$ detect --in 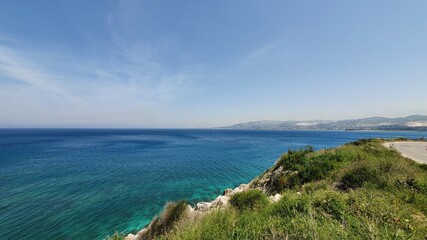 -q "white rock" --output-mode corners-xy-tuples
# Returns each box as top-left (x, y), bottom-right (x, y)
(232, 186), (243, 194)
(196, 202), (212, 212)
(215, 195), (229, 207)
(187, 205), (195, 213)
(124, 227), (148, 240)
(132, 228), (148, 240)
(269, 193), (282, 203)
(124, 233), (136, 240)
(223, 188), (233, 196)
